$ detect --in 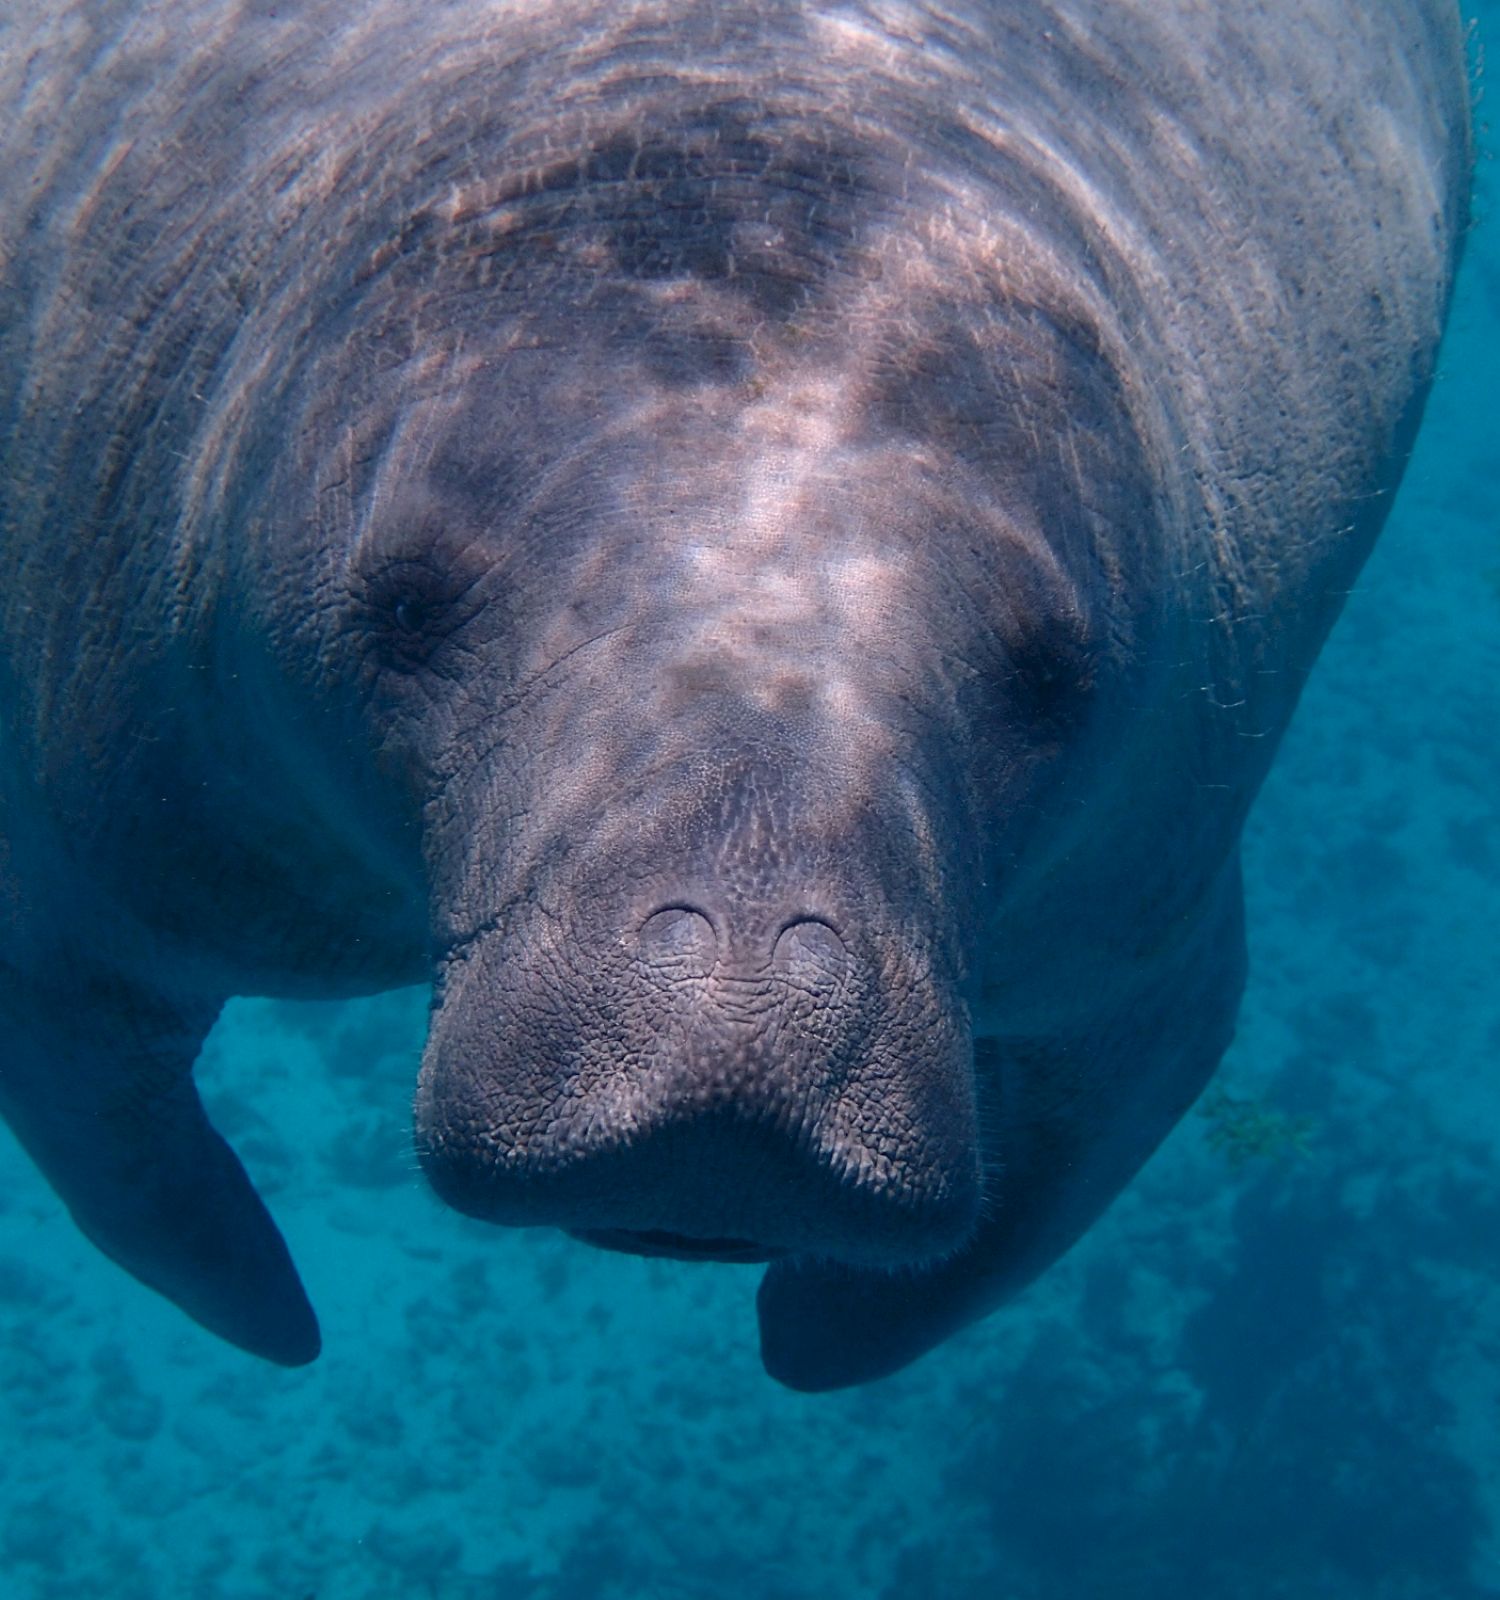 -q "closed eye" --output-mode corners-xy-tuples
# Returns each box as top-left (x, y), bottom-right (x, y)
(356, 539), (495, 675)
